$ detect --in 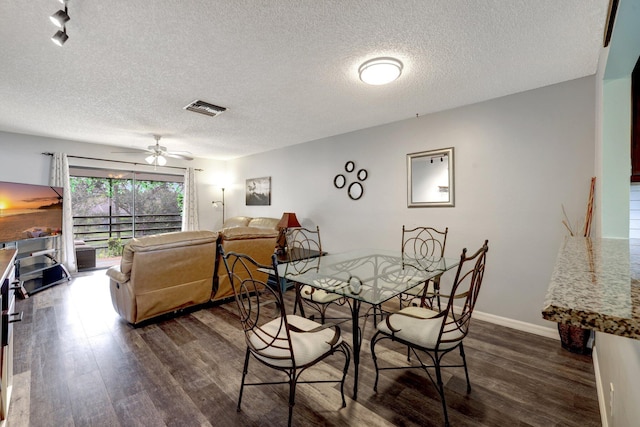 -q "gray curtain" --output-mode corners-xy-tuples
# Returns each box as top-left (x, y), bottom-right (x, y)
(181, 167), (199, 231)
(50, 153), (77, 273)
